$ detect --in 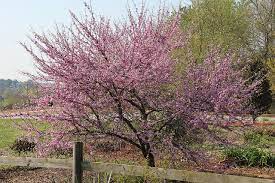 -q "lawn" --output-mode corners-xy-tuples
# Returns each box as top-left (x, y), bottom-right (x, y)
(0, 119), (24, 149)
(0, 118), (48, 149)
